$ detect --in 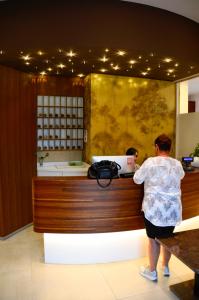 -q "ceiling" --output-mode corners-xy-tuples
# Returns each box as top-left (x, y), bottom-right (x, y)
(0, 0), (199, 82)
(123, 0), (199, 23)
